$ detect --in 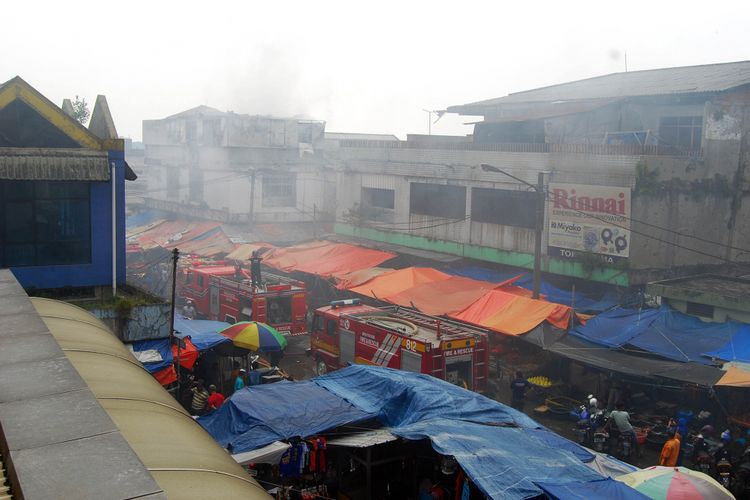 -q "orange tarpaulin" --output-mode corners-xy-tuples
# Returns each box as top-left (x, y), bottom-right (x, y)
(127, 220), (236, 257)
(716, 366), (750, 387)
(450, 289), (574, 336)
(335, 267), (394, 290)
(348, 267), (452, 299)
(172, 337), (199, 371)
(386, 276), (501, 316)
(225, 242), (275, 261)
(154, 365), (177, 386)
(264, 241), (396, 278)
